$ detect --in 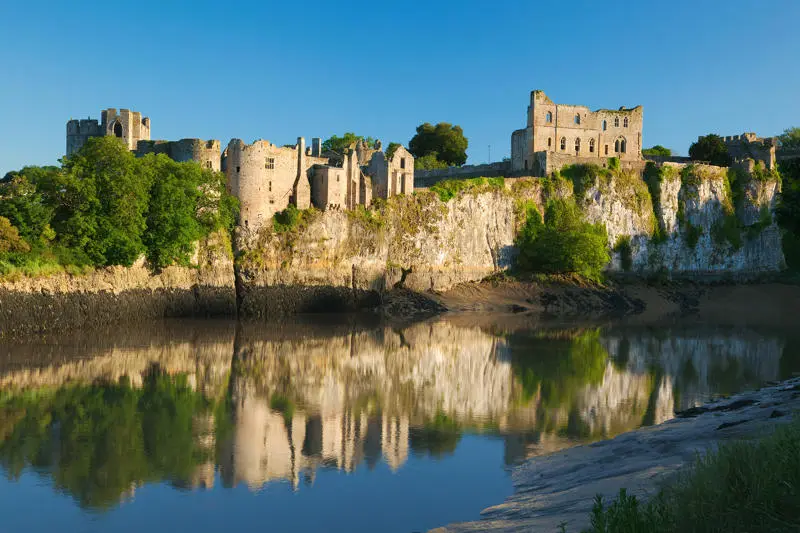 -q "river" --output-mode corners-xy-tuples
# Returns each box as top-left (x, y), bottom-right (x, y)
(0, 315), (798, 532)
